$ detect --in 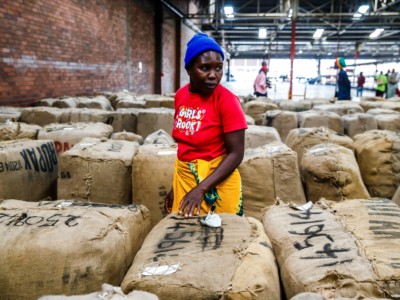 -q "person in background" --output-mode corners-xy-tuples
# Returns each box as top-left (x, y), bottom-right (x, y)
(387, 69), (398, 99)
(375, 71), (387, 98)
(164, 33), (248, 218)
(335, 57), (351, 100)
(385, 69), (391, 98)
(253, 61), (268, 97)
(356, 72), (365, 98)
